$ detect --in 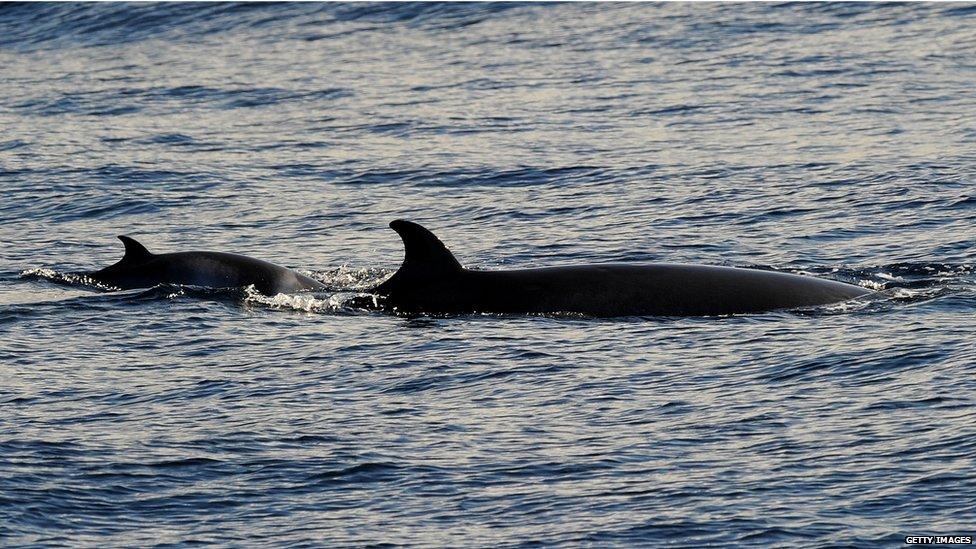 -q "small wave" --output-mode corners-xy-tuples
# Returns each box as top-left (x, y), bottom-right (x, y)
(243, 287), (342, 312)
(19, 269), (234, 301)
(859, 279), (887, 291)
(17, 85), (353, 118)
(0, 139), (29, 151)
(243, 287), (378, 314)
(808, 296), (876, 315)
(21, 269), (260, 304)
(306, 462), (403, 483)
(147, 457), (224, 469)
(126, 284), (254, 303)
(20, 267), (118, 291)
(19, 267), (387, 313)
(308, 265), (391, 291)
(801, 262), (973, 291)
(887, 286), (956, 304)
(139, 133), (197, 146)
(851, 263), (974, 294)
(0, 3), (297, 50)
